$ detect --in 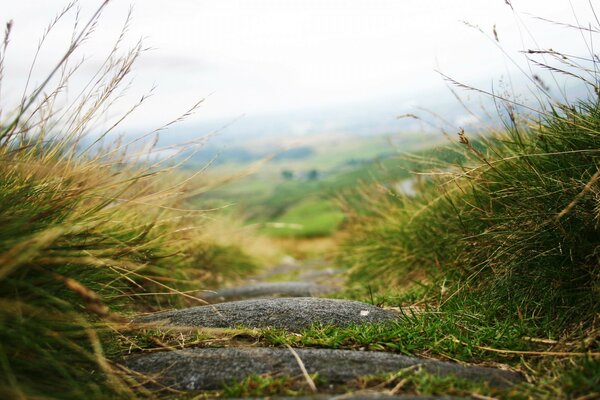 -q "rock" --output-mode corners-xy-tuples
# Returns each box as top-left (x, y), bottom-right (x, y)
(125, 347), (523, 391)
(199, 282), (335, 303)
(252, 261), (304, 280)
(298, 268), (345, 282)
(252, 258), (330, 280)
(229, 396), (463, 400)
(133, 298), (398, 331)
